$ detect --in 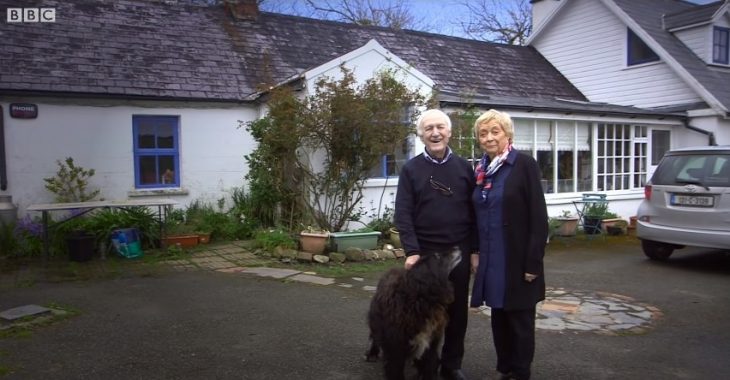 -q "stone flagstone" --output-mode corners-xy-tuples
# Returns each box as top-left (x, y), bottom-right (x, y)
(240, 267), (301, 279)
(288, 274), (335, 286)
(472, 287), (660, 335)
(1, 304), (52, 322)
